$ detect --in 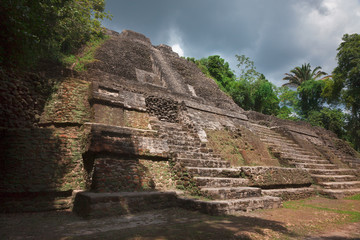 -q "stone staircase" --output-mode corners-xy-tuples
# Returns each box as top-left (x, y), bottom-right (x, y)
(250, 123), (360, 199)
(332, 150), (360, 169)
(151, 119), (282, 214)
